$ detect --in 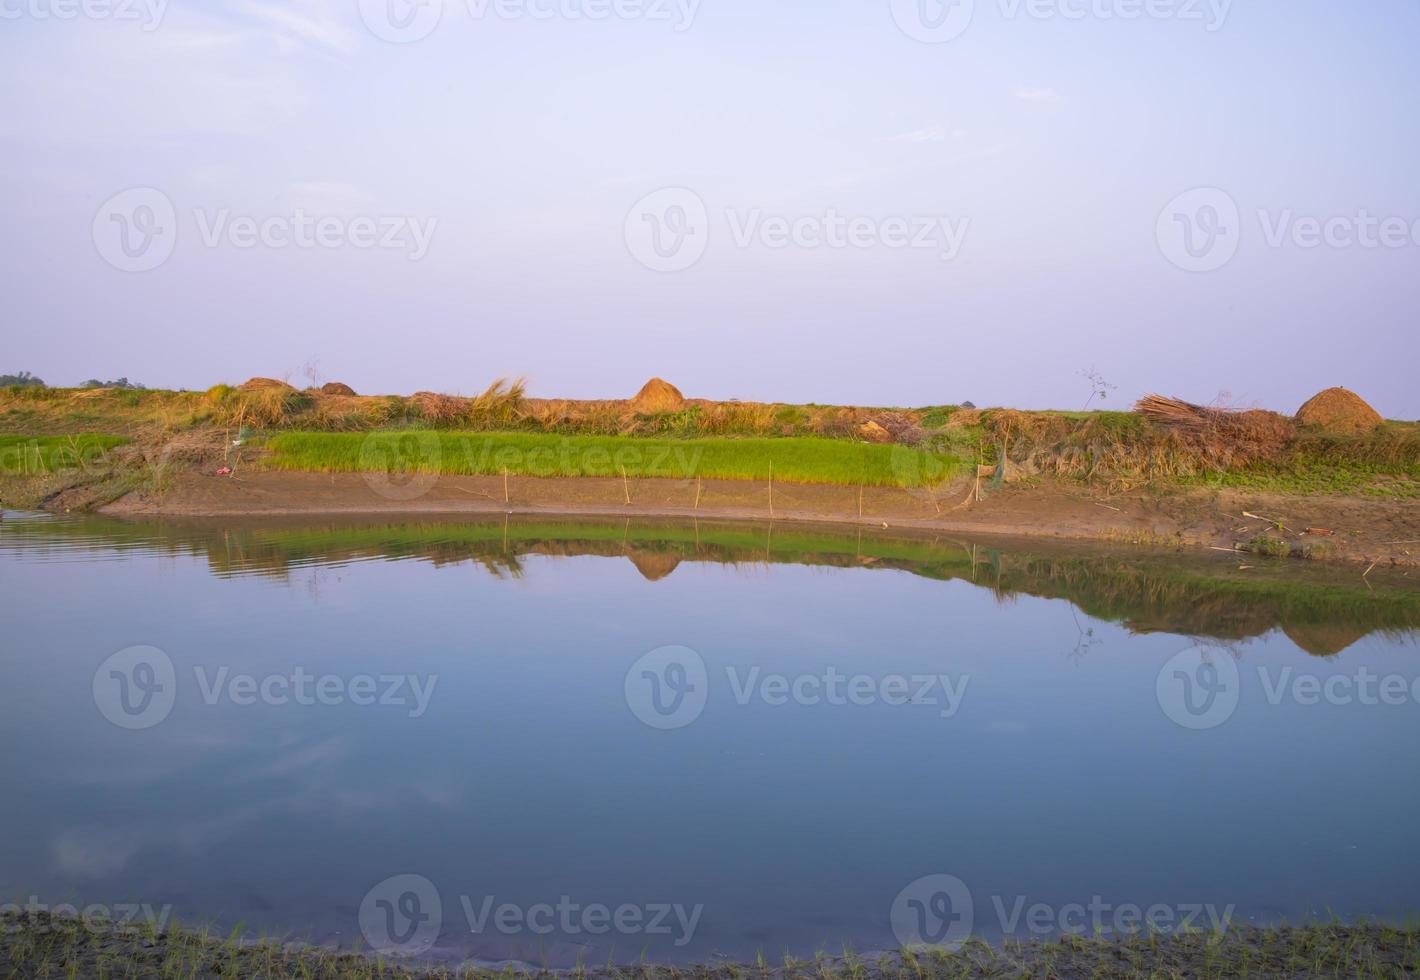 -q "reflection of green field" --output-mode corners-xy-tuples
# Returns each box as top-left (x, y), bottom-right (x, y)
(264, 431), (964, 487)
(0, 434), (129, 475)
(14, 514), (1420, 654)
